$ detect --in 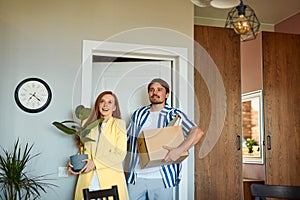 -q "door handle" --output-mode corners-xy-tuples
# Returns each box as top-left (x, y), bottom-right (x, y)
(236, 135), (241, 150)
(267, 135), (271, 150)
